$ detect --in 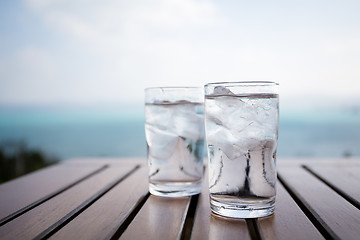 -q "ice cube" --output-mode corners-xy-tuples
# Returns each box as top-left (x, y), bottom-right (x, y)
(209, 148), (246, 193)
(224, 99), (272, 144)
(209, 96), (251, 135)
(145, 104), (173, 130)
(172, 107), (203, 141)
(212, 86), (235, 96)
(247, 140), (276, 197)
(205, 96), (237, 134)
(206, 123), (245, 160)
(145, 124), (179, 159)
